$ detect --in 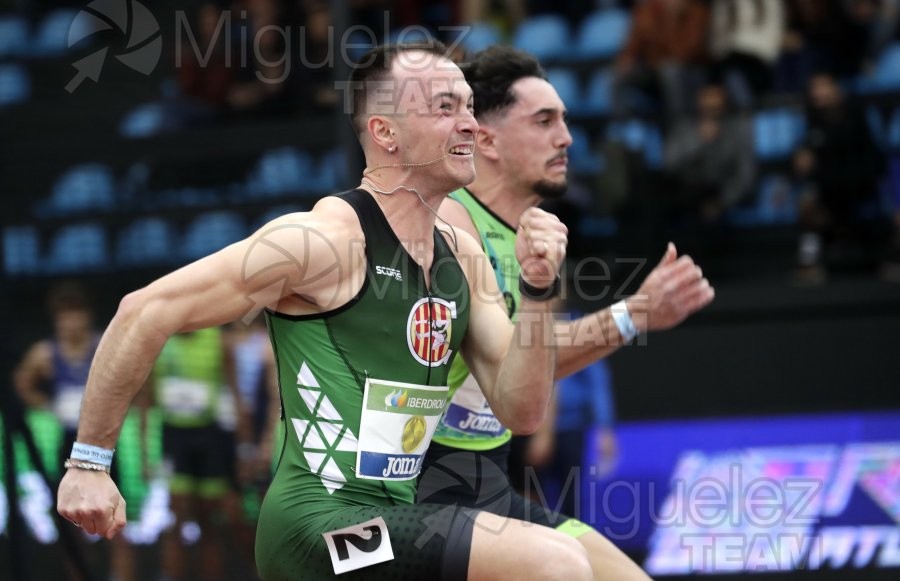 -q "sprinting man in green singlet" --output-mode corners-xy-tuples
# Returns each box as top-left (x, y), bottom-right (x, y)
(58, 41), (712, 580)
(418, 46), (715, 581)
